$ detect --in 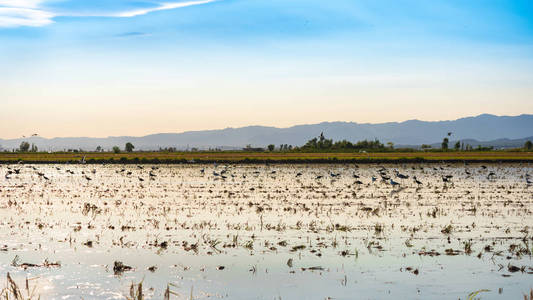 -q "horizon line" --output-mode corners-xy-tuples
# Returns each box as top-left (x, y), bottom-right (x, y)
(1, 113), (531, 140)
